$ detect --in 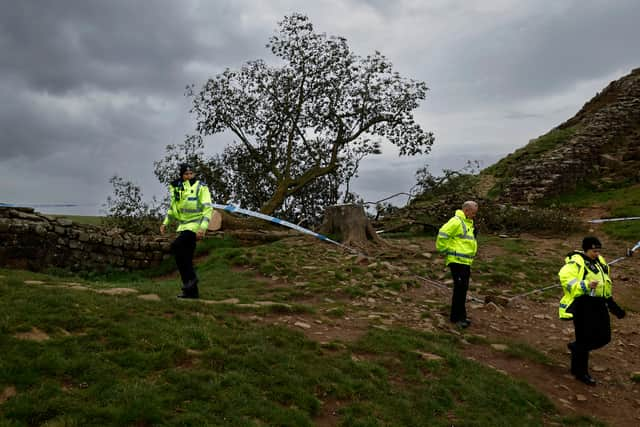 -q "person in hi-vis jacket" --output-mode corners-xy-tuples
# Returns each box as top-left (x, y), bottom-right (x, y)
(160, 163), (213, 299)
(436, 201), (478, 329)
(558, 236), (626, 386)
